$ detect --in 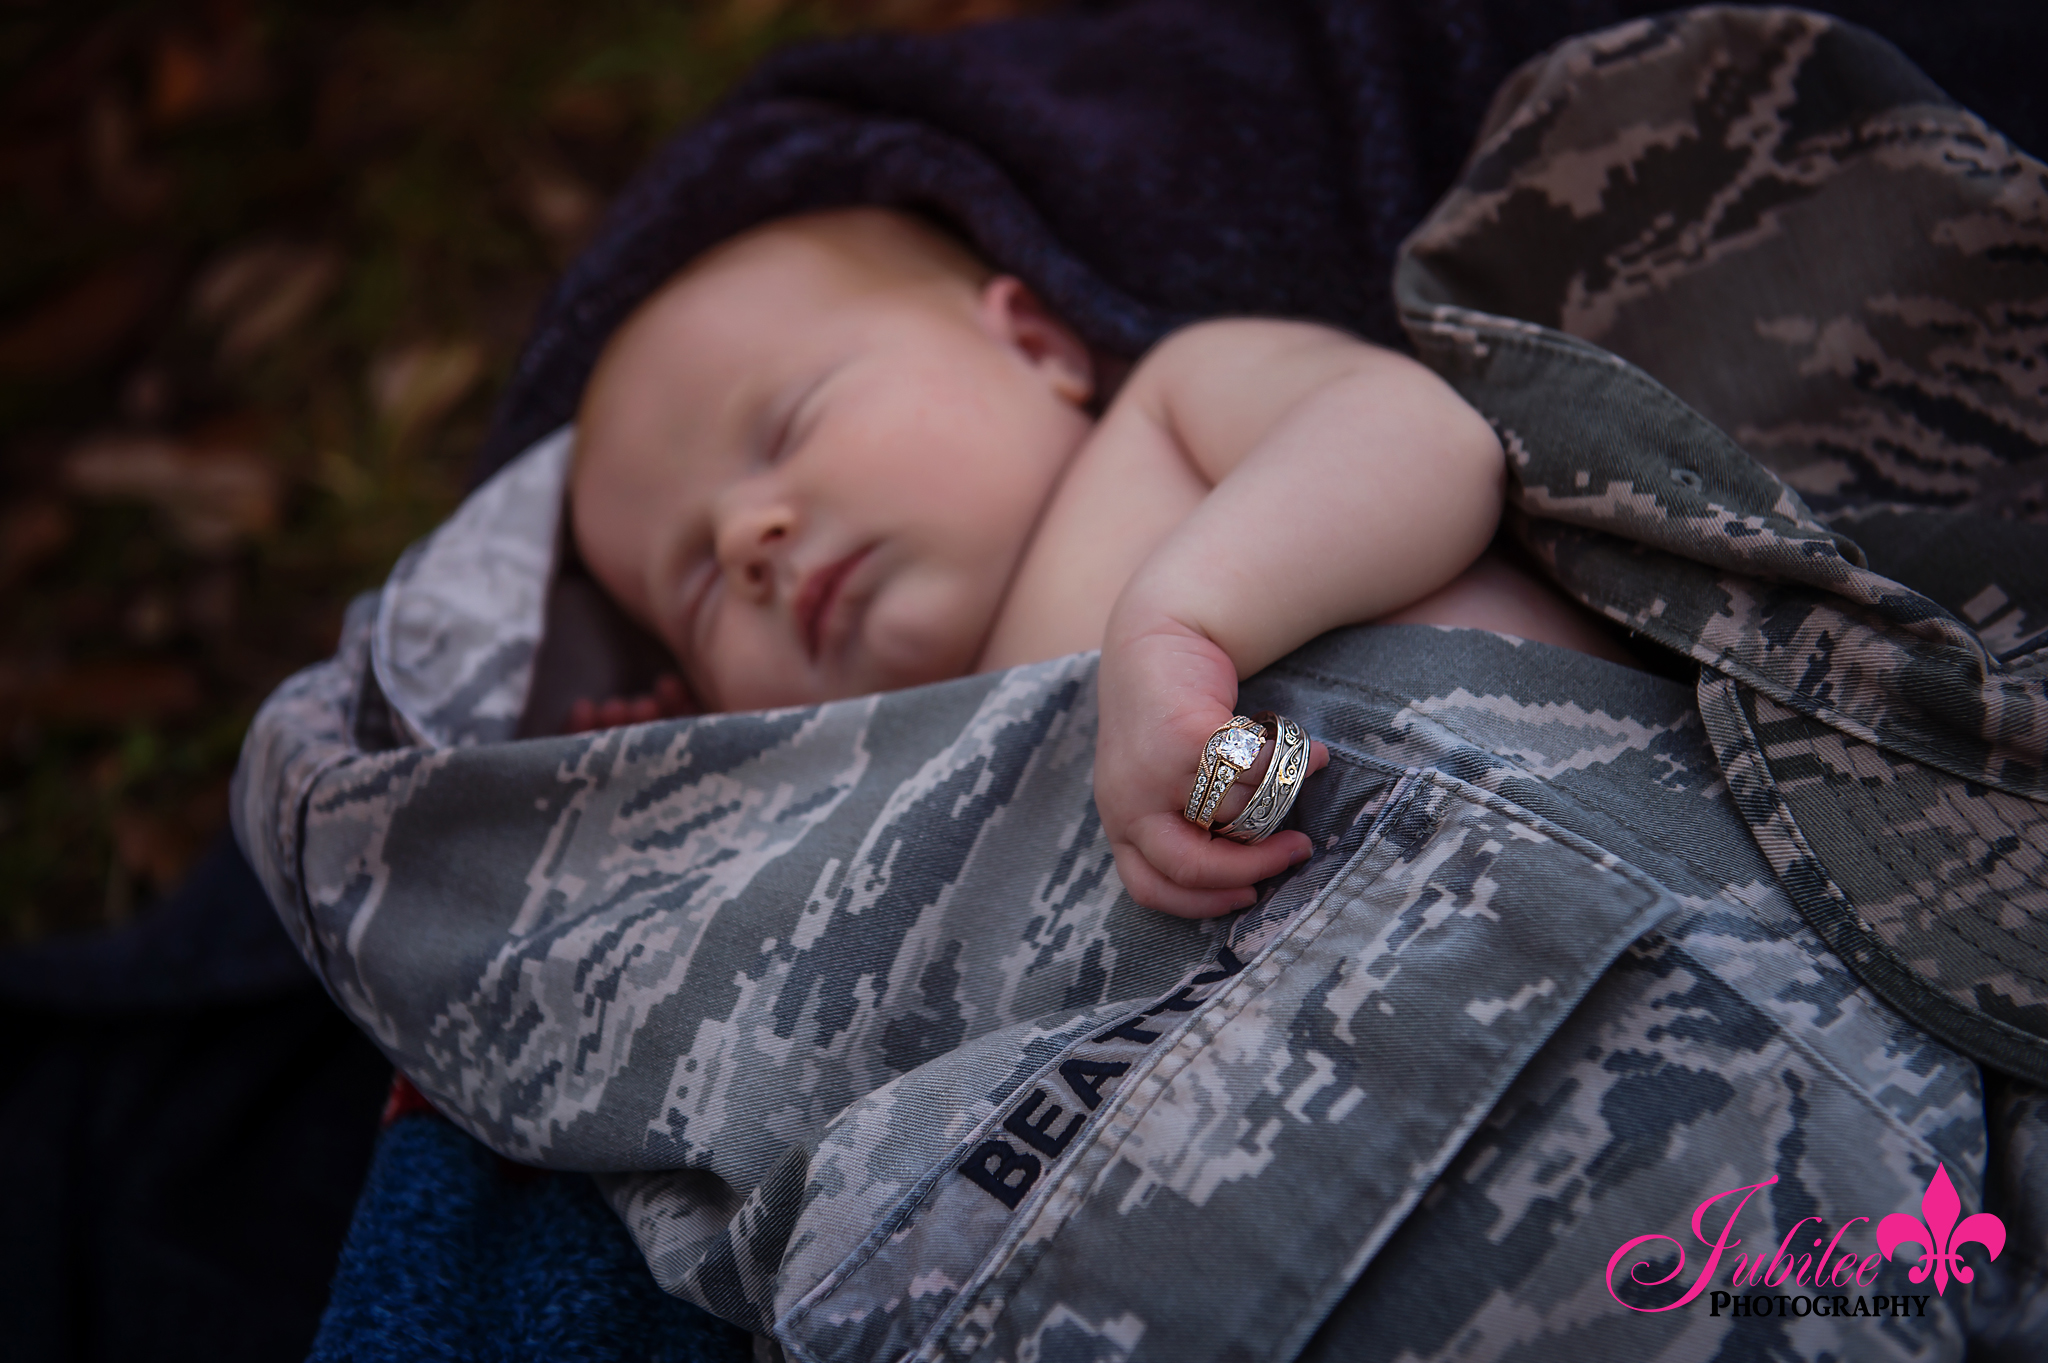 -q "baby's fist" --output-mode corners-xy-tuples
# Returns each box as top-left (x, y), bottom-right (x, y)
(1093, 618), (1324, 918)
